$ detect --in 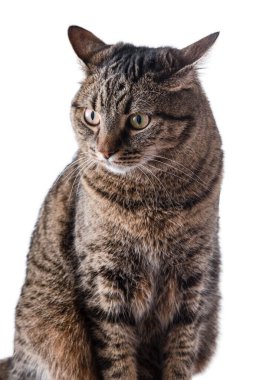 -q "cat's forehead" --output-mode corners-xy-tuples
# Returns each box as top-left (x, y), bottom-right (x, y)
(98, 44), (180, 83)
(79, 45), (185, 113)
(86, 70), (155, 114)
